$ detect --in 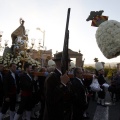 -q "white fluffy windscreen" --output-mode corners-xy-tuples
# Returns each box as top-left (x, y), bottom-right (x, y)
(96, 20), (120, 59)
